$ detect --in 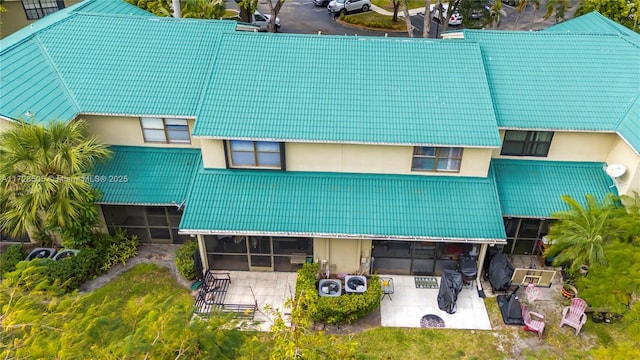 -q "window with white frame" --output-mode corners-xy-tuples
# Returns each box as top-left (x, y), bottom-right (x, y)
(22, 0), (63, 20)
(140, 117), (191, 144)
(227, 140), (283, 169)
(412, 146), (463, 172)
